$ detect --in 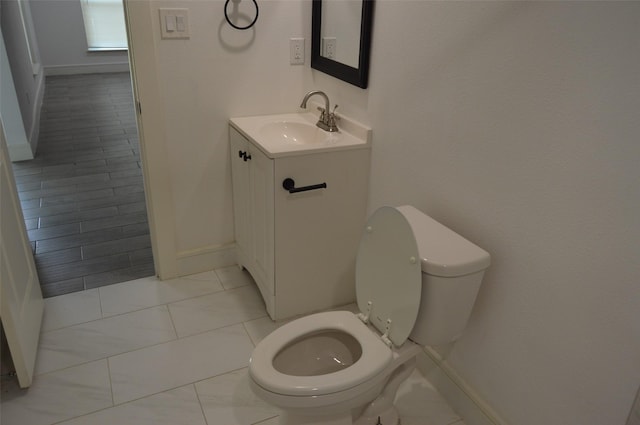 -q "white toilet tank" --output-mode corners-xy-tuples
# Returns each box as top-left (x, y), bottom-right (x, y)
(396, 206), (491, 346)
